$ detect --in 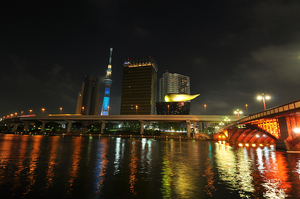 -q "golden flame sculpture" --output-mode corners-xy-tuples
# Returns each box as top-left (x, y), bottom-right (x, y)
(164, 93), (200, 102)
